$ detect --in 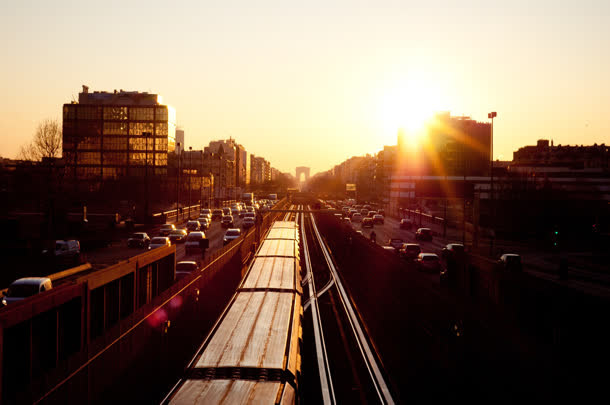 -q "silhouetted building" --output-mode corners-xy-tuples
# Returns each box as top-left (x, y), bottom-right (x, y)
(512, 139), (609, 172)
(175, 128), (185, 154)
(62, 85), (176, 183)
